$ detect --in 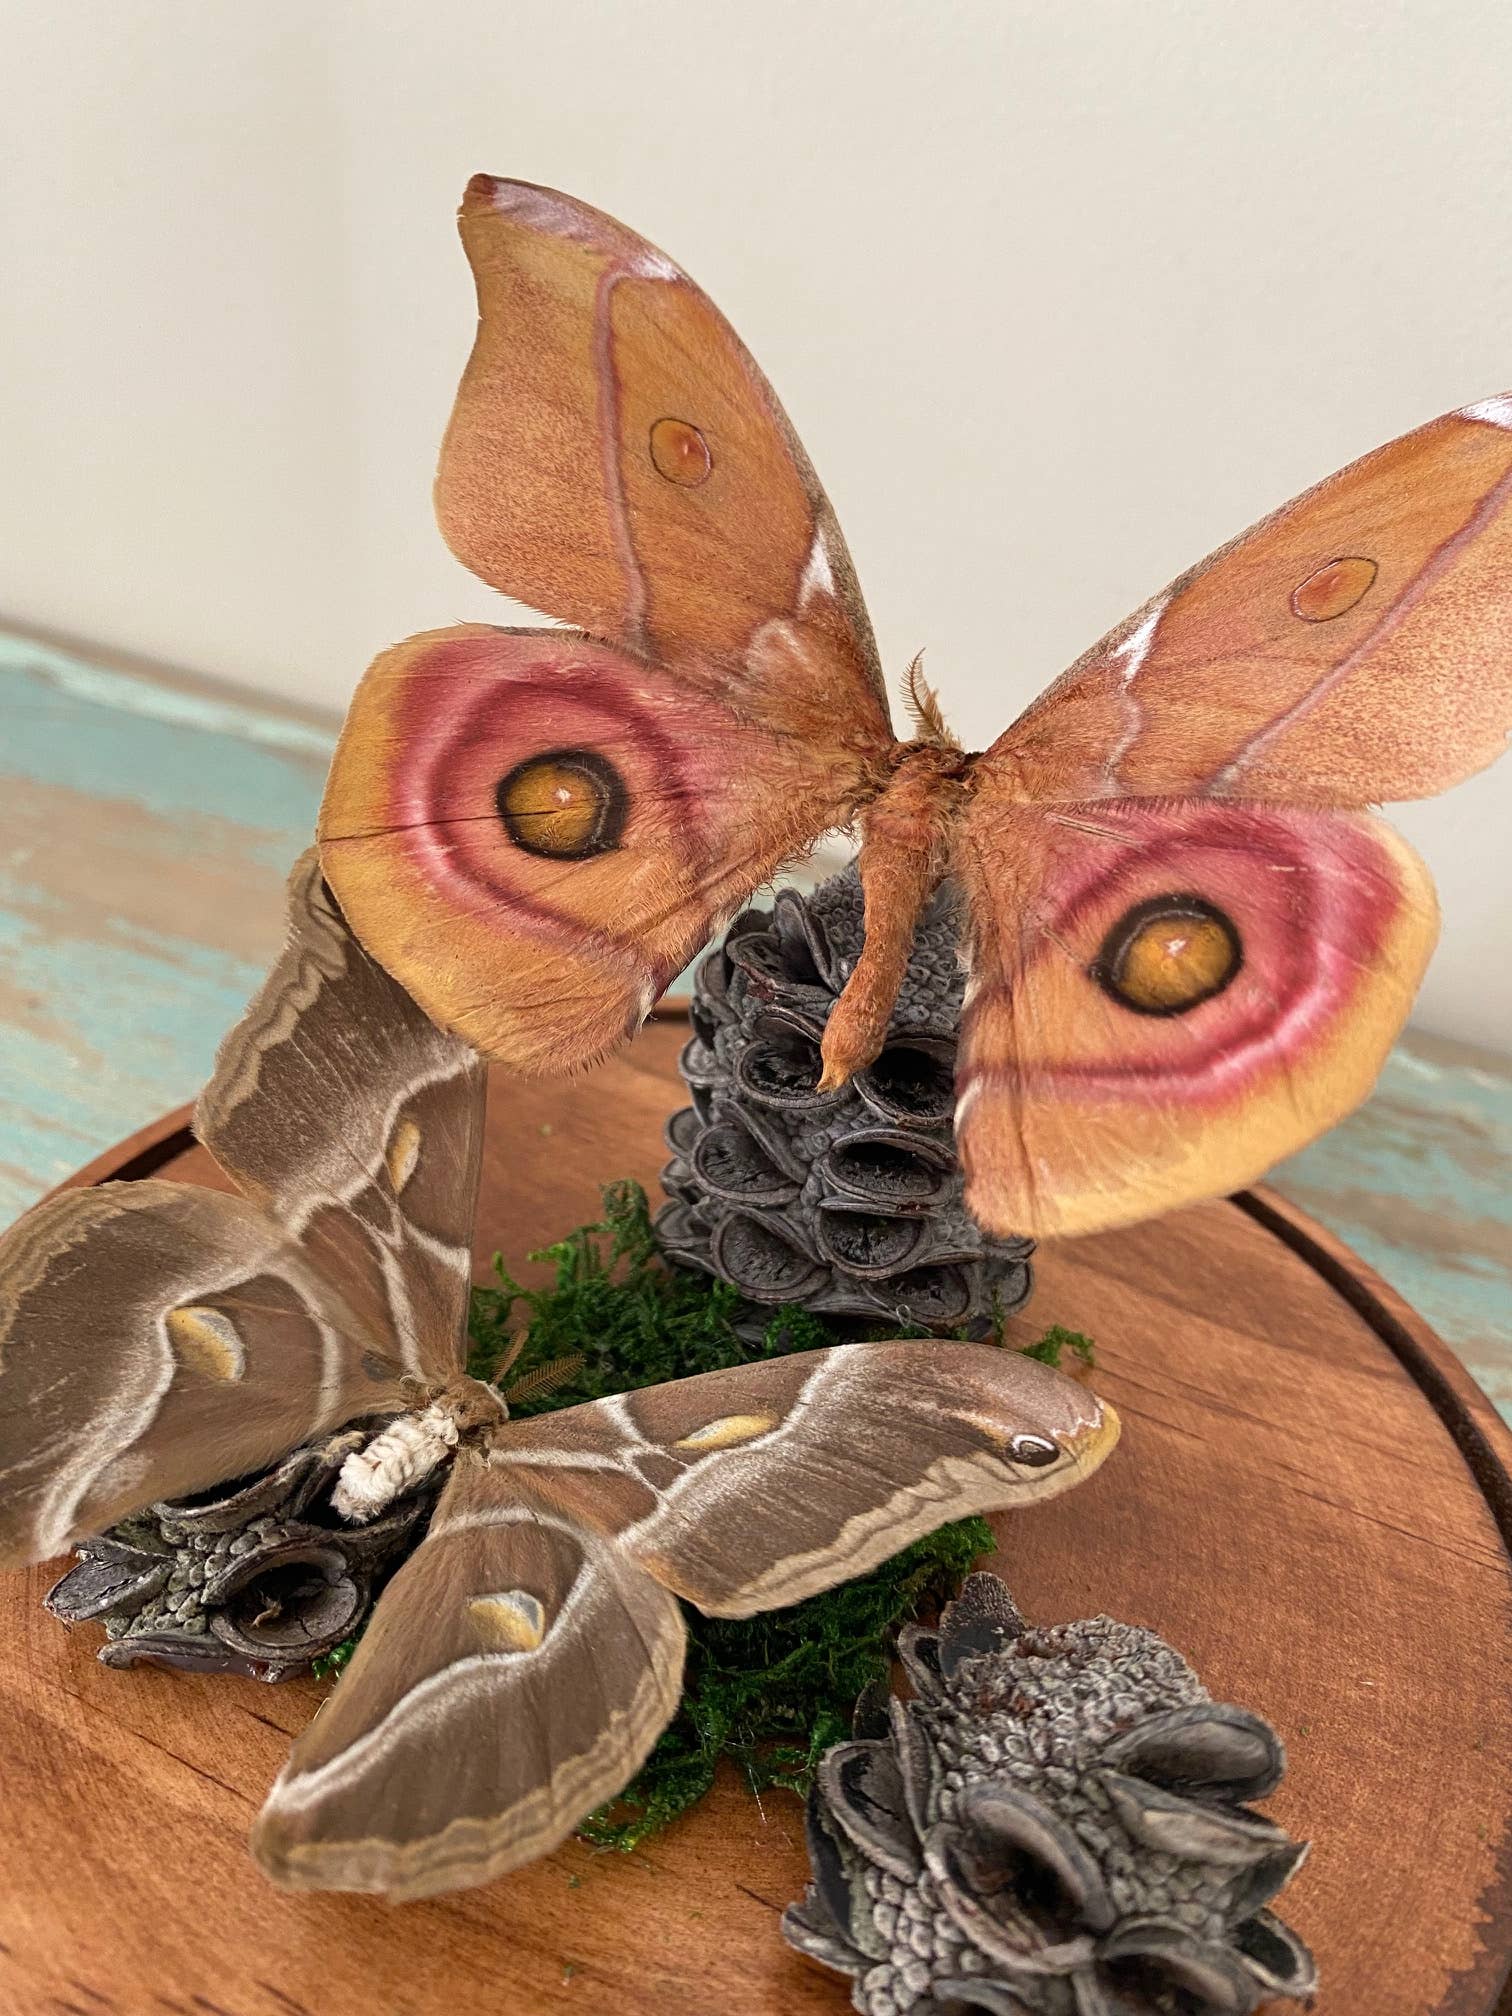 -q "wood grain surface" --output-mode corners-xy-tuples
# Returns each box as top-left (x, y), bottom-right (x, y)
(1, 1023), (1510, 2015)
